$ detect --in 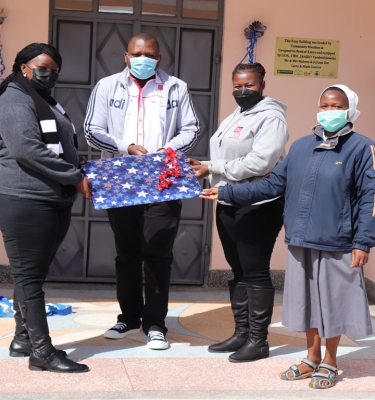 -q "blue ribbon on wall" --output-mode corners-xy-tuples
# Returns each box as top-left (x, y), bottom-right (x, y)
(240, 20), (267, 64)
